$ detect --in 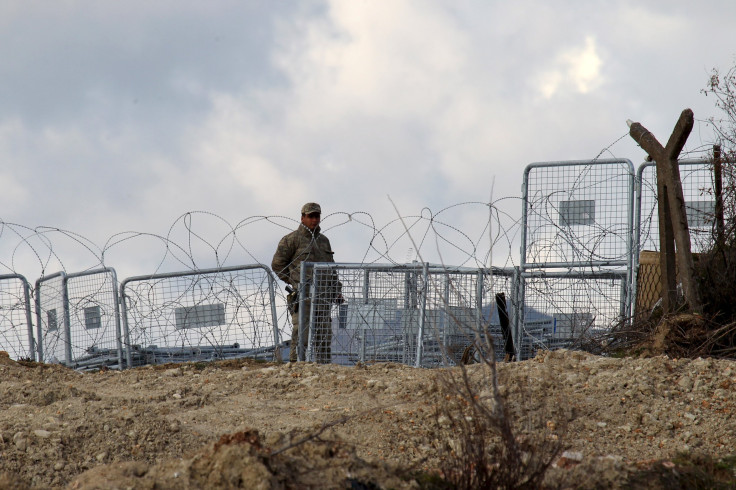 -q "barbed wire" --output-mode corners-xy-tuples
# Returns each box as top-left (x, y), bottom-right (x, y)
(4, 129), (727, 367)
(0, 197), (526, 282)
